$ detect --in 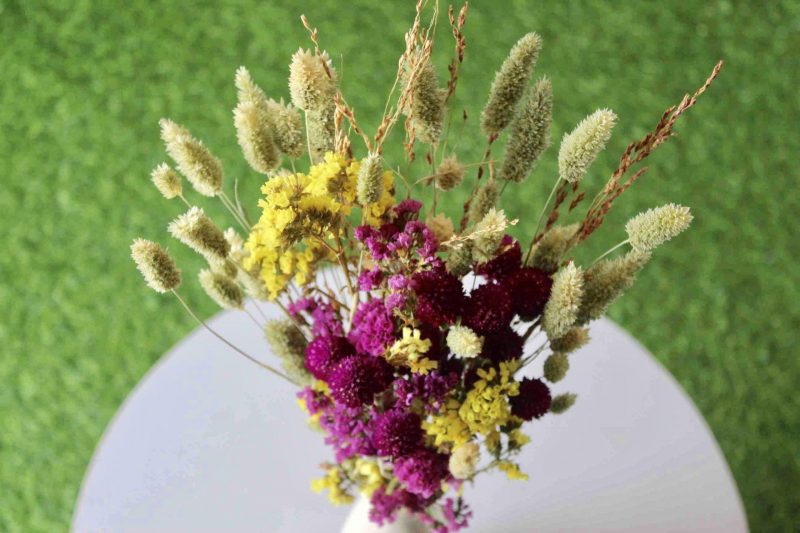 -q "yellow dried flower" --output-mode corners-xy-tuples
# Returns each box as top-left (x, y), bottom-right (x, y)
(159, 118), (223, 197)
(424, 398), (471, 449)
(168, 206), (229, 265)
(497, 461), (528, 481)
(549, 327), (590, 354)
(289, 49), (336, 111)
(467, 179), (499, 225)
(130, 238), (181, 293)
(448, 442), (480, 480)
(458, 361), (521, 435)
(426, 213), (455, 245)
(356, 153), (383, 205)
(446, 325), (483, 359)
(480, 33), (542, 137)
(528, 223), (579, 272)
(387, 327), (434, 374)
(234, 100), (280, 174)
(429, 155), (465, 191)
(409, 62), (446, 144)
(198, 269), (244, 309)
(625, 203), (693, 252)
(150, 163), (182, 200)
(550, 393), (577, 414)
(472, 208), (508, 264)
(542, 262), (584, 340)
(558, 109), (617, 183)
(543, 352), (569, 383)
(311, 465), (353, 506)
(577, 249), (651, 324)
